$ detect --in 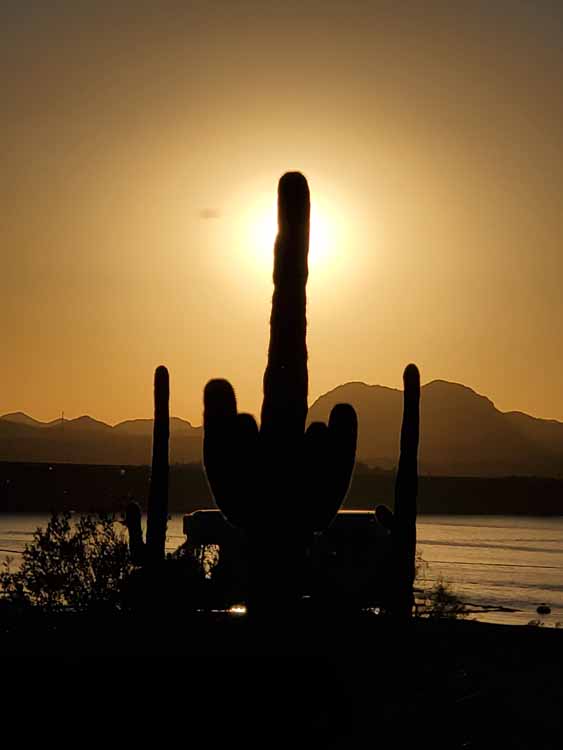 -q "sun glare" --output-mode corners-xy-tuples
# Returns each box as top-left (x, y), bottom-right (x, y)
(246, 198), (338, 278)
(220, 178), (361, 303)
